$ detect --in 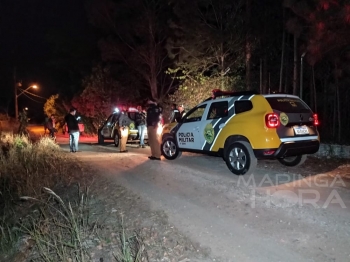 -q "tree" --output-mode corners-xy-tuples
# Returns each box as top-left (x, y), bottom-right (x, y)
(245, 0), (252, 90)
(286, 0), (350, 142)
(284, 1), (305, 95)
(279, 7), (287, 92)
(168, 0), (245, 86)
(43, 94), (68, 130)
(168, 72), (242, 110)
(71, 64), (126, 130)
(86, 0), (174, 102)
